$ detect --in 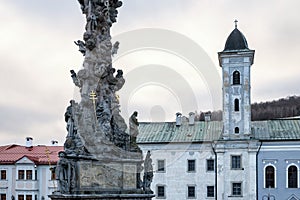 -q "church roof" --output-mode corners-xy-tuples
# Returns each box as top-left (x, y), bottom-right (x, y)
(223, 28), (249, 51)
(138, 121), (222, 143)
(137, 119), (300, 144)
